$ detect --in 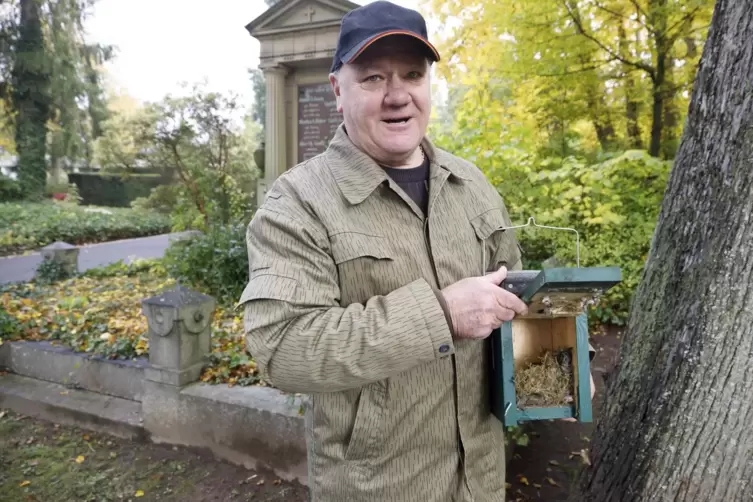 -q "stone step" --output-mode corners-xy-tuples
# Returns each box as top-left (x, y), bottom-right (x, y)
(0, 372), (146, 441)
